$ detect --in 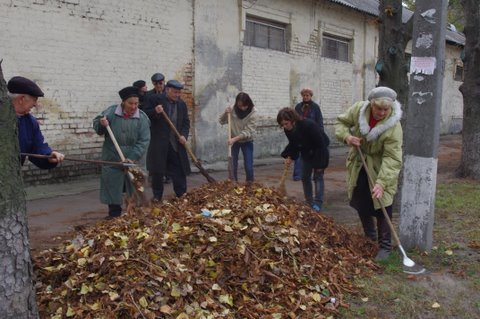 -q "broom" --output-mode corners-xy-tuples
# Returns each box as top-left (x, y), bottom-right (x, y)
(277, 159), (291, 195)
